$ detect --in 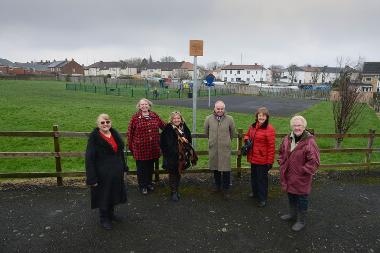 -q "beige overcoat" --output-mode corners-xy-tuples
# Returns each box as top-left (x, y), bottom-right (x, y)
(204, 114), (235, 171)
